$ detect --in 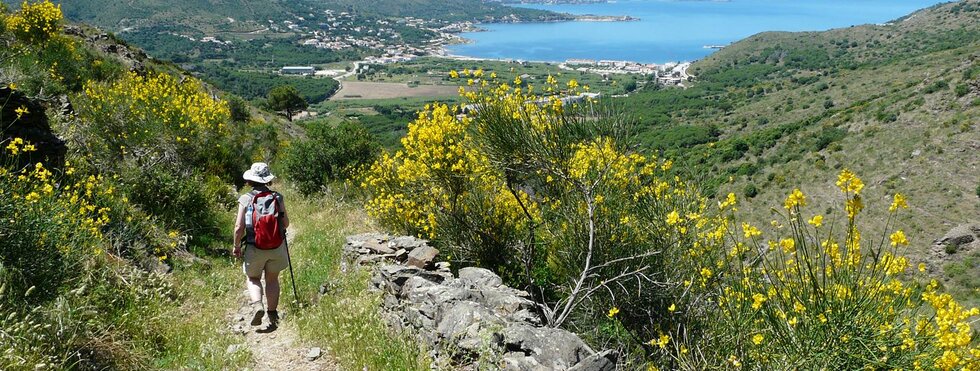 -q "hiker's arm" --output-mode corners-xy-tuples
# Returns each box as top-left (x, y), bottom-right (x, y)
(279, 195), (290, 230)
(233, 204), (246, 257)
